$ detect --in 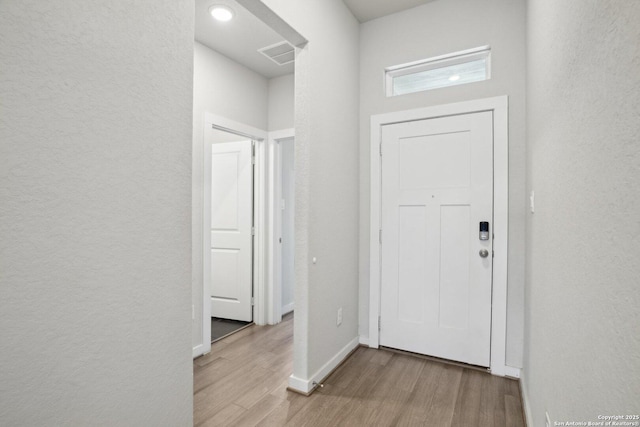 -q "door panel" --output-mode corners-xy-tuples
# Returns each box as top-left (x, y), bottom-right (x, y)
(380, 111), (493, 367)
(438, 204), (470, 330)
(211, 249), (240, 298)
(211, 152), (241, 230)
(397, 205), (427, 324)
(210, 140), (253, 322)
(398, 132), (470, 189)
